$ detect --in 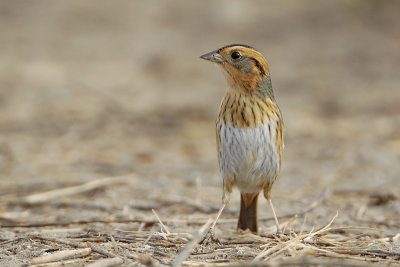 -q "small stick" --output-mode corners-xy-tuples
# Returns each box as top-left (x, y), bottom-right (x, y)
(172, 219), (212, 267)
(30, 236), (117, 258)
(30, 258), (88, 267)
(152, 209), (170, 234)
(30, 236), (87, 248)
(87, 243), (119, 258)
(2, 189), (329, 229)
(366, 249), (400, 257)
(254, 233), (304, 261)
(0, 237), (24, 245)
(86, 257), (124, 267)
(137, 222), (146, 232)
(299, 244), (374, 262)
(109, 235), (119, 254)
(23, 176), (135, 204)
(254, 211), (339, 261)
(30, 248), (92, 264)
(1, 218), (159, 228)
(310, 210), (338, 236)
(144, 232), (155, 244)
